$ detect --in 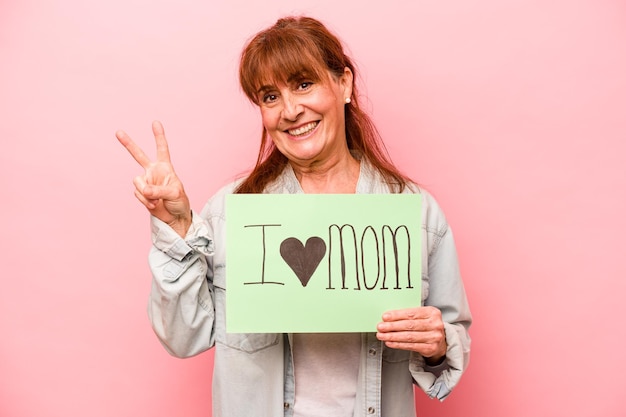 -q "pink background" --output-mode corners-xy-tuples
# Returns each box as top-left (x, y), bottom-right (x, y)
(2, 1), (625, 416)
